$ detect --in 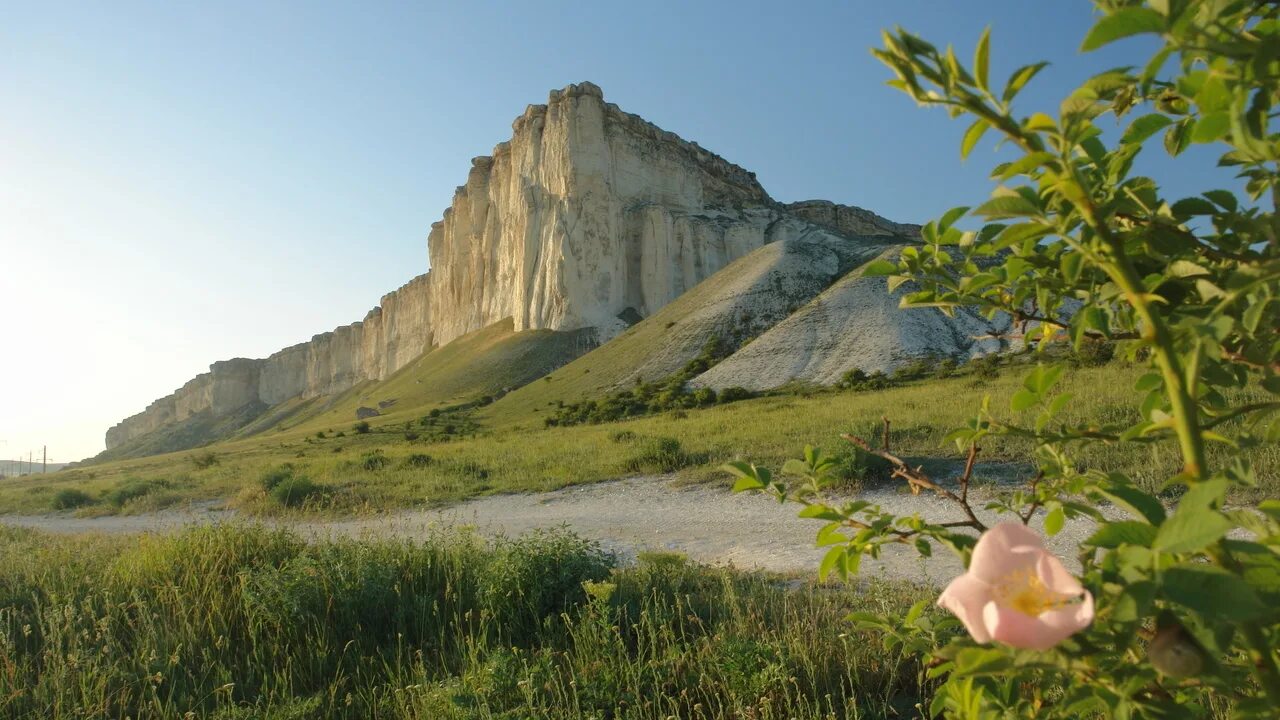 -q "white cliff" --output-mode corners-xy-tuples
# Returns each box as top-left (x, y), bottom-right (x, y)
(105, 82), (918, 452)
